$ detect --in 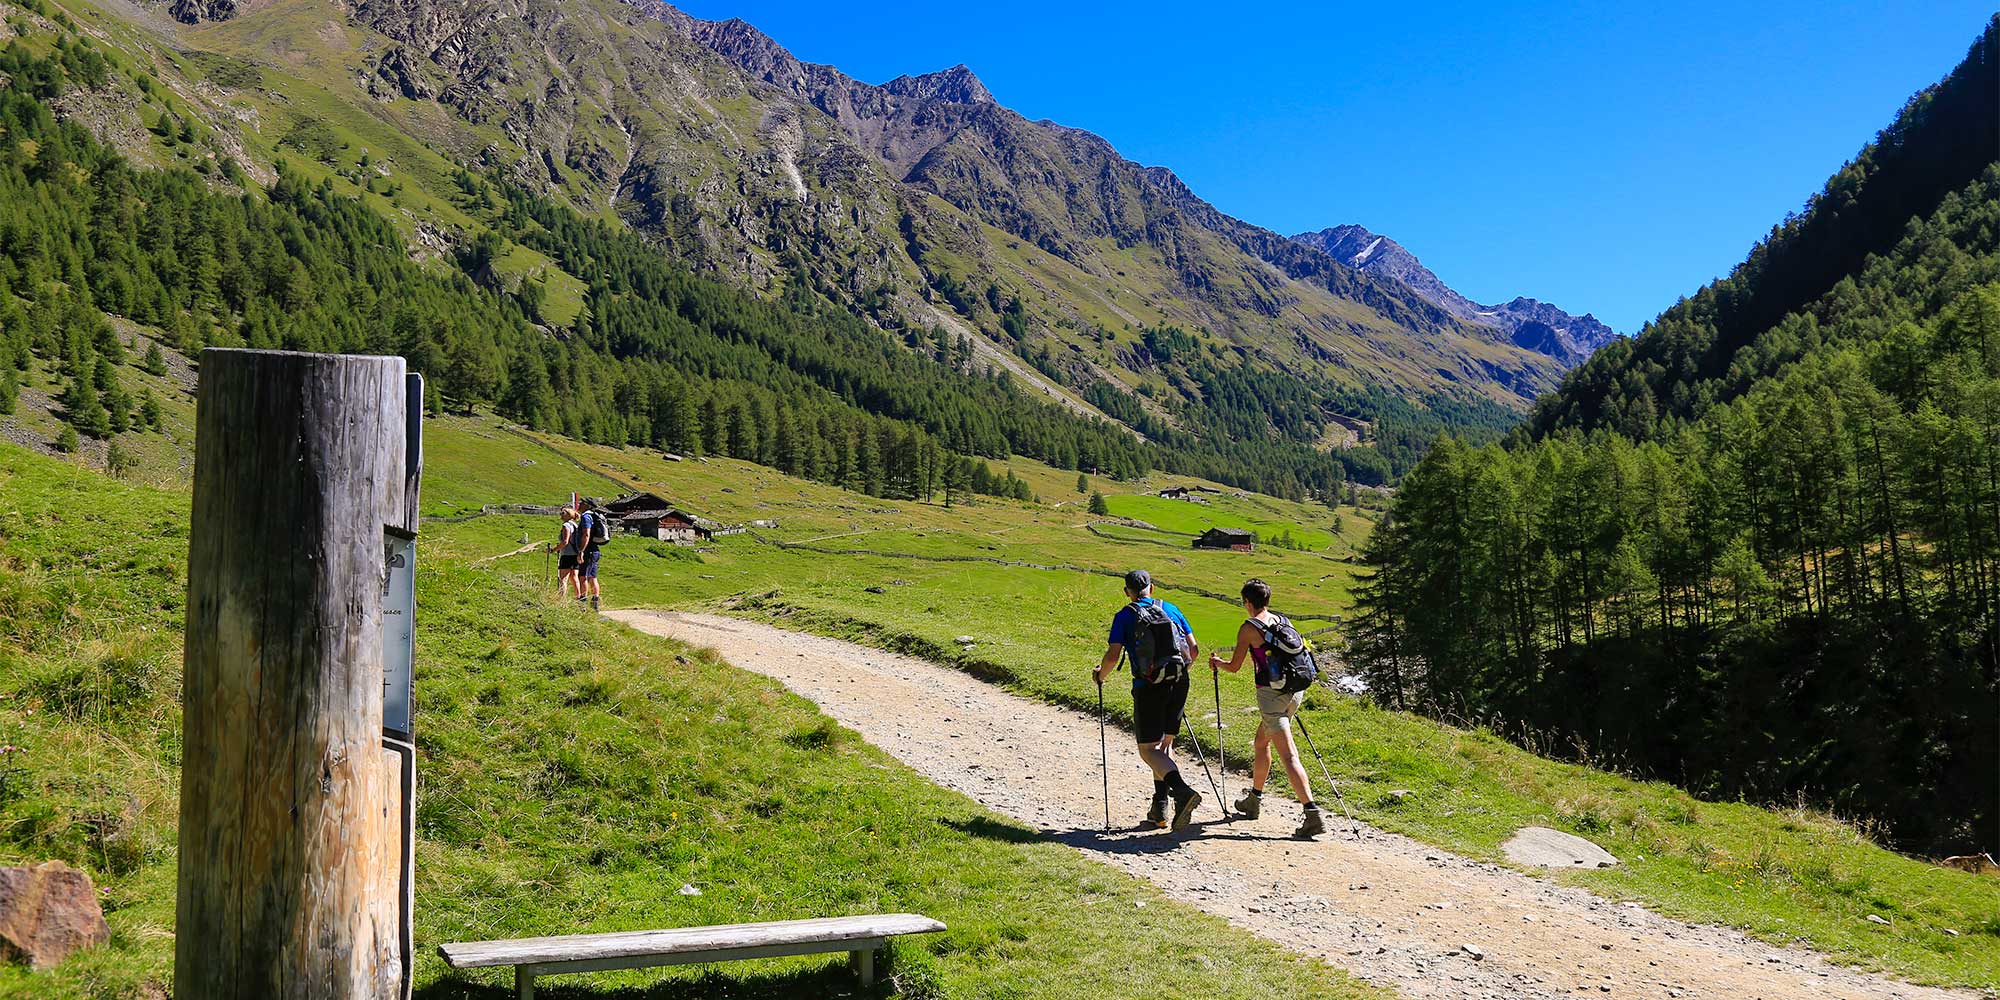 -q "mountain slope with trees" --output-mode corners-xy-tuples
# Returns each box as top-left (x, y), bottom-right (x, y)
(125, 0), (1562, 481)
(1348, 17), (2000, 855)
